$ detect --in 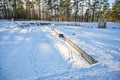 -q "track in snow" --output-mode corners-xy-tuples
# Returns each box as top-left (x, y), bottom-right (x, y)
(0, 23), (89, 80)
